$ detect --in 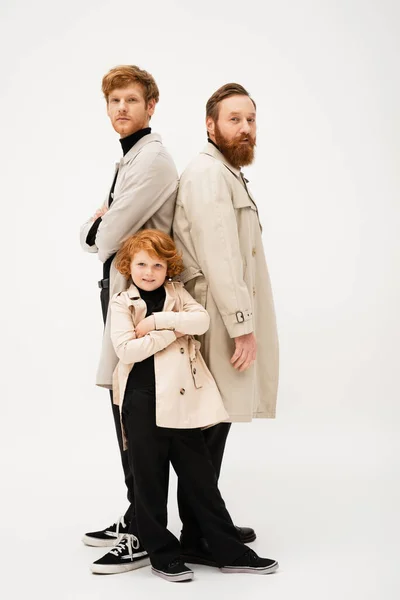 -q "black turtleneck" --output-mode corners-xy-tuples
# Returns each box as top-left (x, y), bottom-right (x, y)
(85, 128), (152, 278)
(120, 127), (151, 156)
(125, 284), (166, 392)
(135, 284), (166, 319)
